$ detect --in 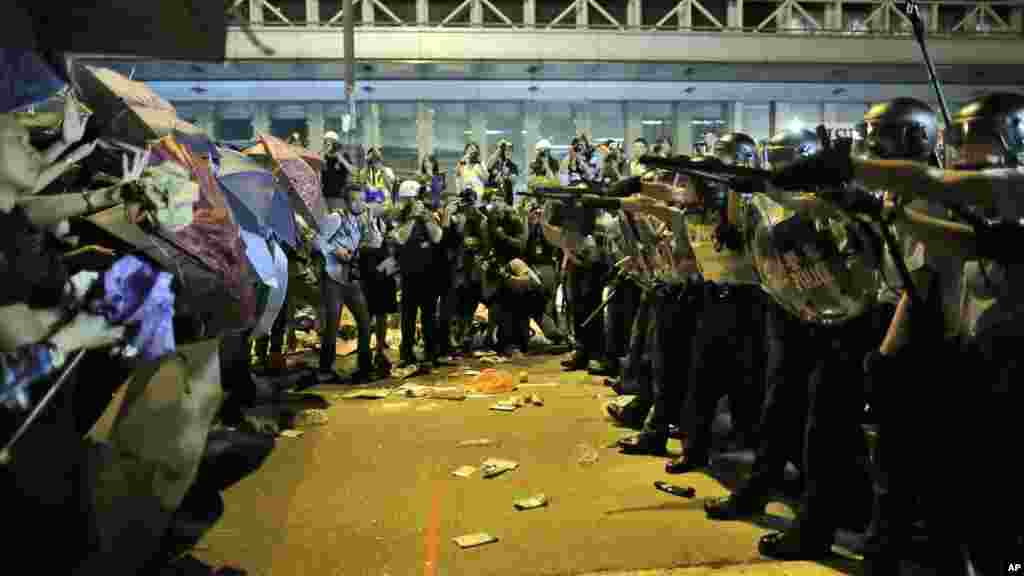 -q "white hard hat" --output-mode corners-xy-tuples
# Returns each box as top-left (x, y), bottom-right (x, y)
(324, 131), (340, 141)
(535, 139), (552, 152)
(399, 180), (420, 199)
